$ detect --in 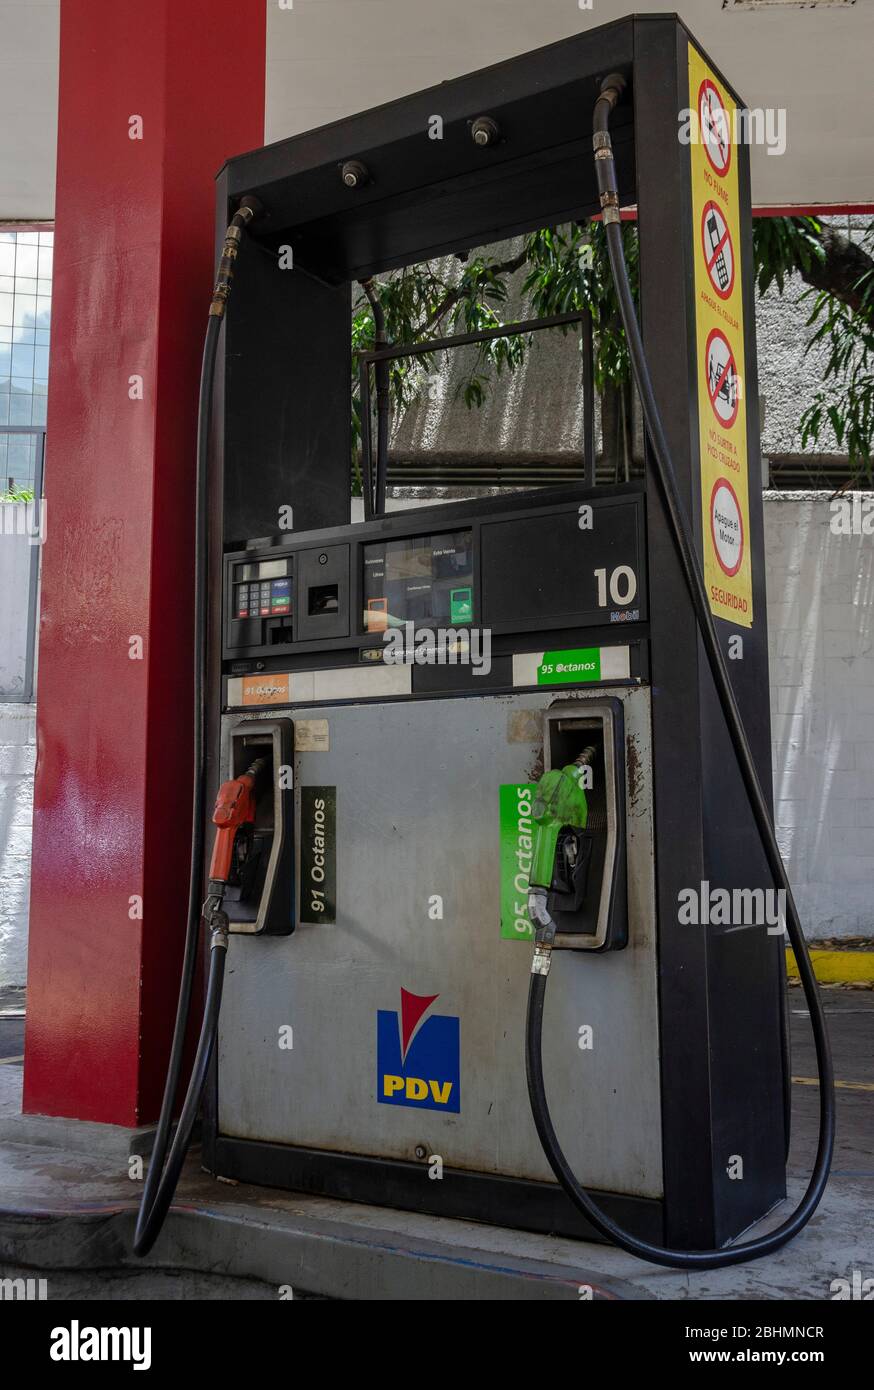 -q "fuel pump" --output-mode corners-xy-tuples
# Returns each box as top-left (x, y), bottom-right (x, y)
(135, 18), (834, 1274)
